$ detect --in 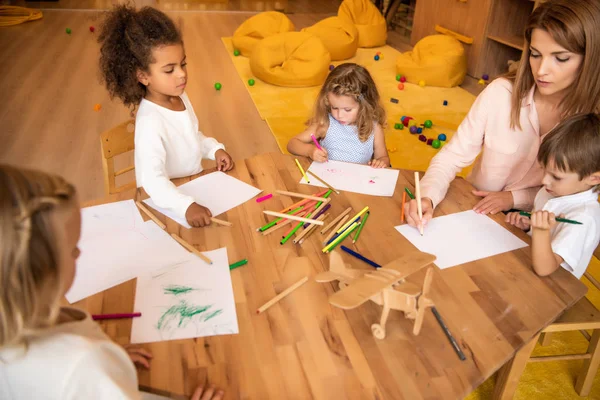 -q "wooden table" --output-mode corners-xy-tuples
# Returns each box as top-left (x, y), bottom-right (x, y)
(77, 152), (587, 400)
